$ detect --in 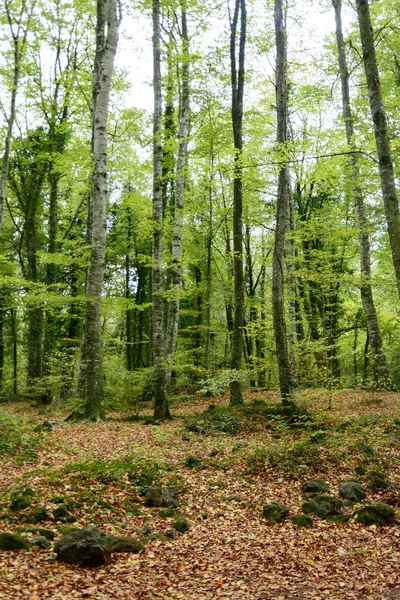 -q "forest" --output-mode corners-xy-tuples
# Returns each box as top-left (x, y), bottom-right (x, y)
(0, 0), (400, 597)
